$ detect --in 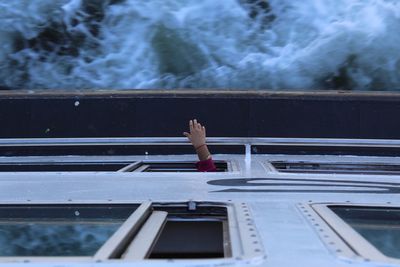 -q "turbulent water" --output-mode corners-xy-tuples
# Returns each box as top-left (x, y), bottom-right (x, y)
(0, 0), (400, 90)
